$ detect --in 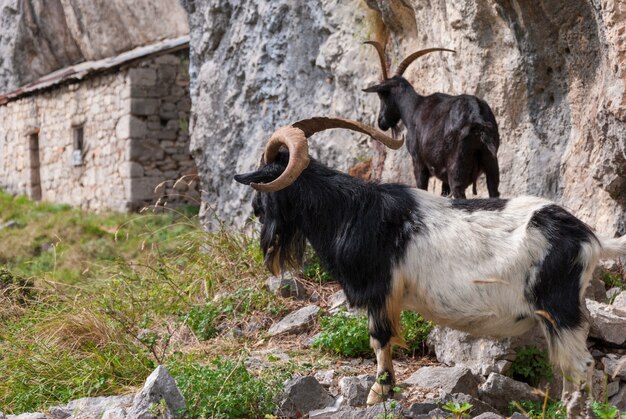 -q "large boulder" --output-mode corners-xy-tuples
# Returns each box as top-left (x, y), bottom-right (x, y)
(184, 0), (626, 237)
(0, 0), (188, 92)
